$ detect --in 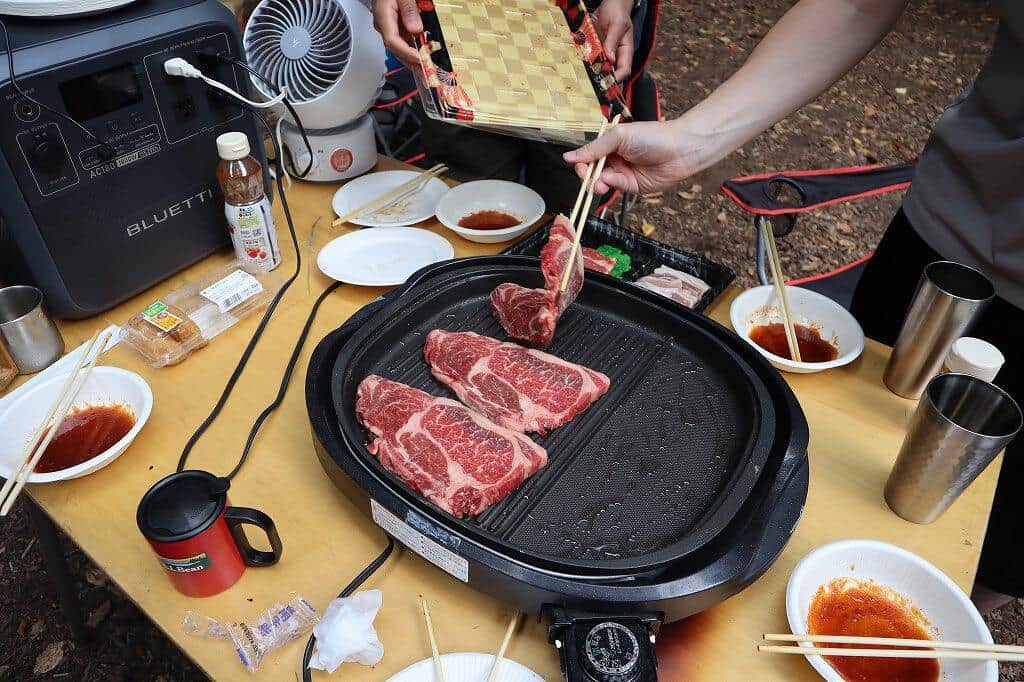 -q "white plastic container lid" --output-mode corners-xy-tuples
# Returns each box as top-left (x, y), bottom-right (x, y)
(945, 337), (1005, 382)
(216, 132), (251, 160)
